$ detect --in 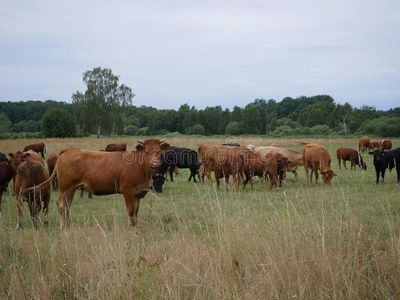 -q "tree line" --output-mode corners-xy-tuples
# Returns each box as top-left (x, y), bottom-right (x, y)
(0, 67), (399, 138)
